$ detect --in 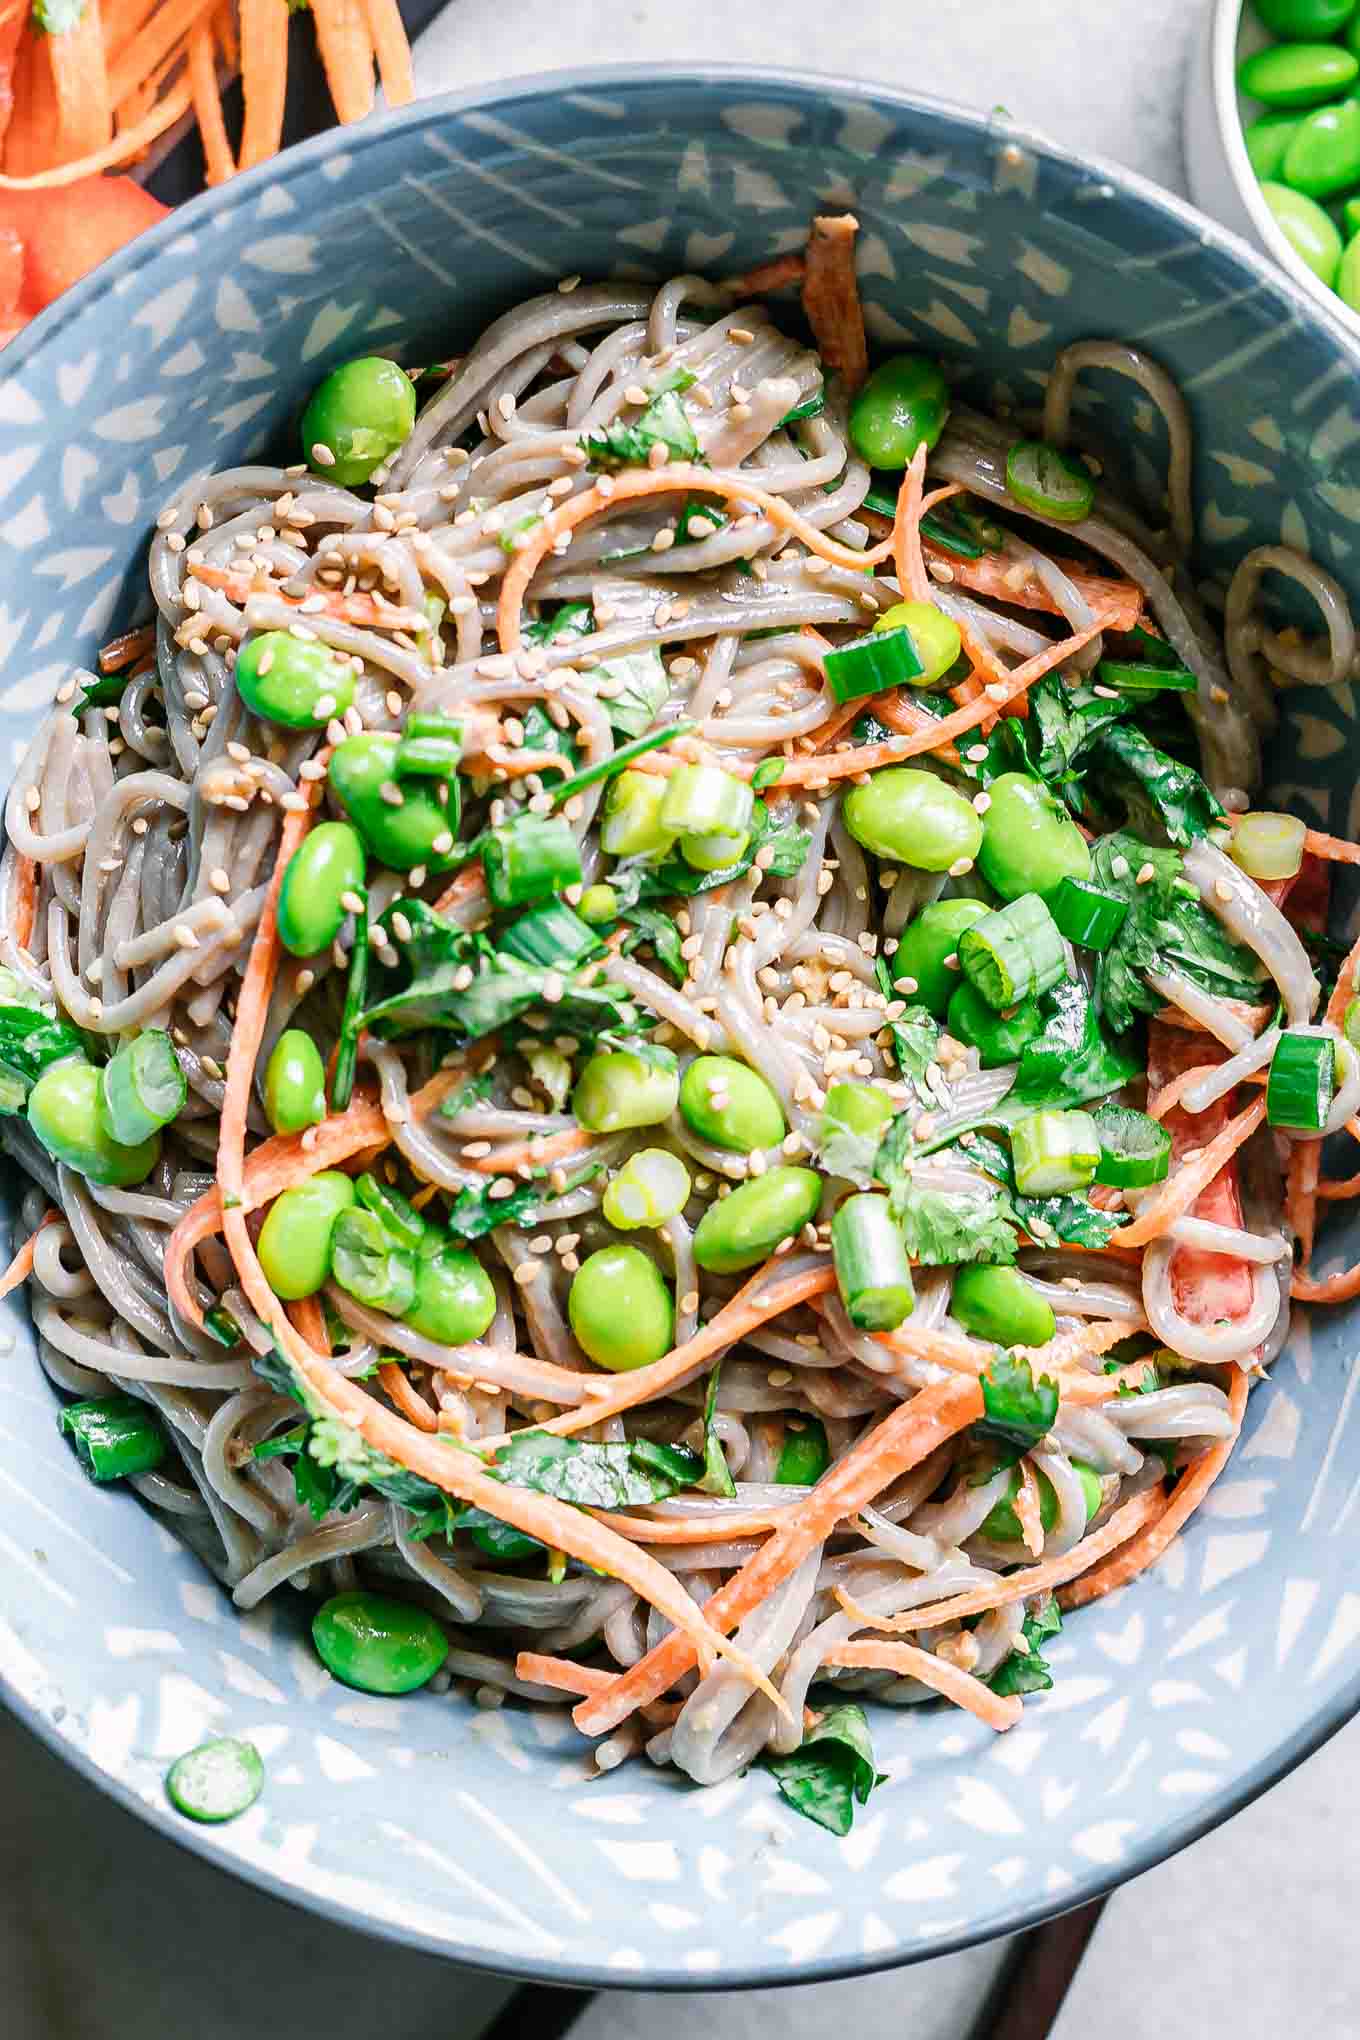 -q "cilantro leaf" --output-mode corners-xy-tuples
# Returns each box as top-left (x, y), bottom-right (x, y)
(886, 1003), (939, 1091)
(520, 703), (581, 777)
(698, 1363), (737, 1498)
(489, 1430), (704, 1508)
(1007, 980), (1140, 1113)
(1089, 832), (1265, 1034)
(445, 1179), (541, 1239)
(988, 1594), (1063, 1698)
(0, 1008), (91, 1113)
(1088, 722), (1224, 846)
(765, 1703), (885, 1836)
(437, 1071), (495, 1120)
(593, 649), (669, 738)
(524, 600), (594, 649)
(885, 1179), (1020, 1267)
(618, 904), (686, 983)
(251, 1344), (303, 1403)
(582, 390), (699, 471)
(978, 1352), (1059, 1458)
